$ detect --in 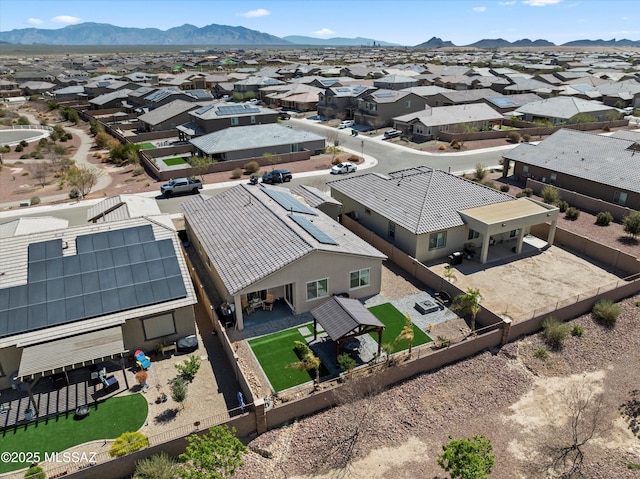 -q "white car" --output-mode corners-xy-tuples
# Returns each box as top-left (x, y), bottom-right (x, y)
(338, 120), (355, 129)
(331, 162), (357, 174)
(383, 129), (402, 139)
